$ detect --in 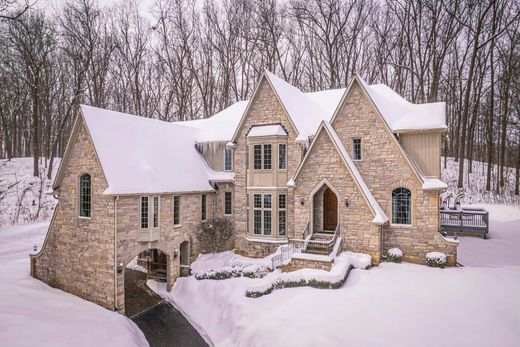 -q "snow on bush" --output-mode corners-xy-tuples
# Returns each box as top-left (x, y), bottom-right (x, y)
(426, 252), (447, 268)
(245, 252), (371, 298)
(386, 248), (403, 263)
(190, 250), (279, 273)
(194, 264), (268, 280)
